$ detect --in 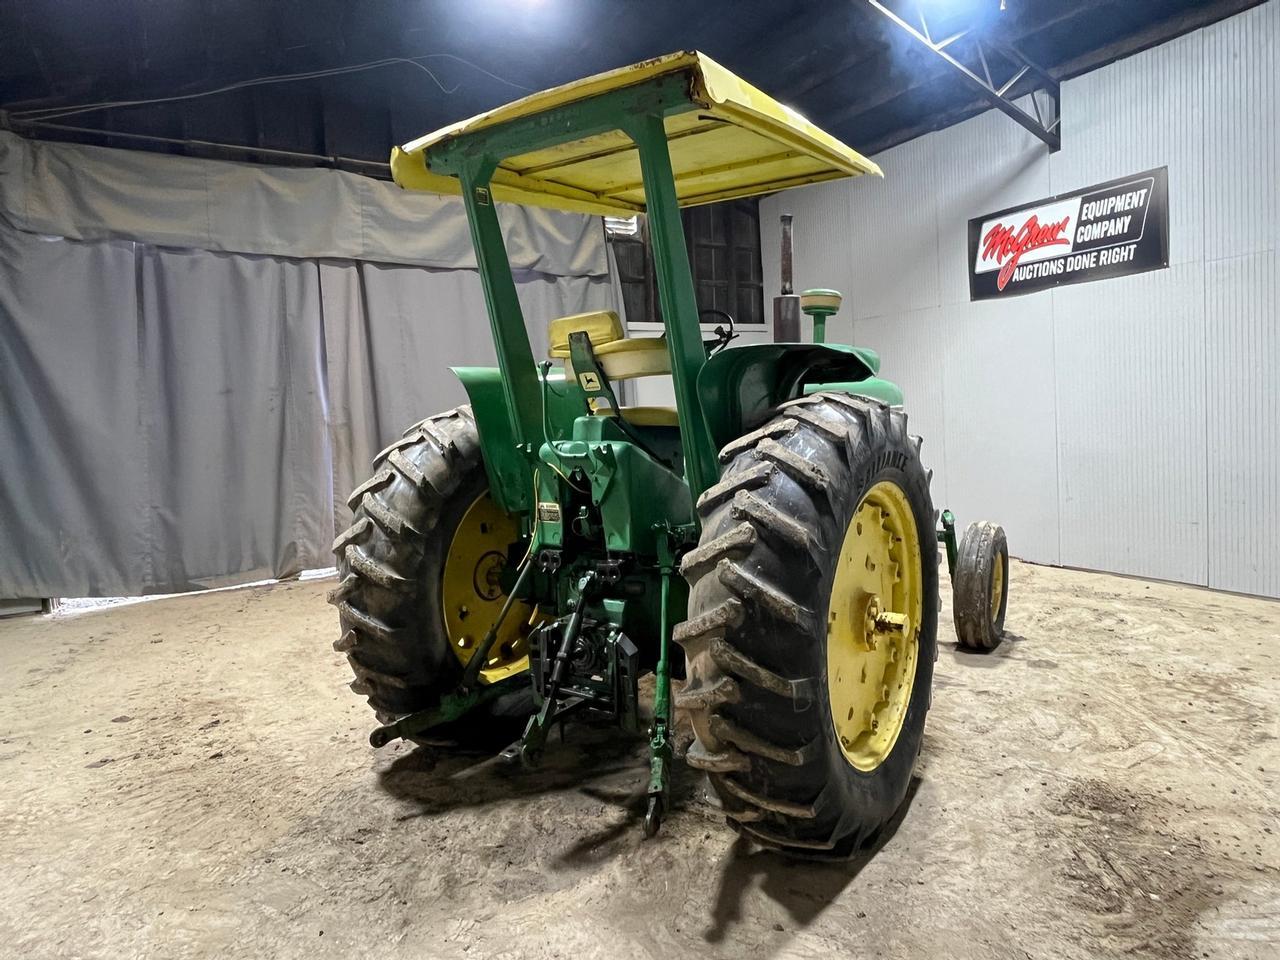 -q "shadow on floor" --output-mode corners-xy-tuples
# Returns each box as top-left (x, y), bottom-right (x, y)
(701, 776), (923, 946)
(378, 714), (923, 949)
(941, 631), (1029, 670)
(549, 760), (702, 868)
(376, 720), (652, 820)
